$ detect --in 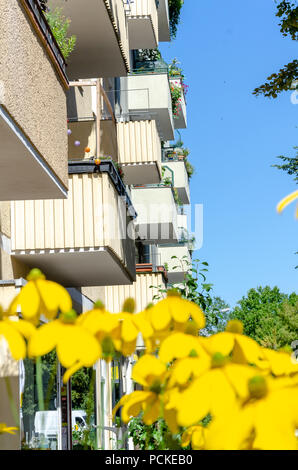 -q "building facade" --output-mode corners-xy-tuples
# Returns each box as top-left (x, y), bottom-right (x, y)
(0, 0), (192, 450)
